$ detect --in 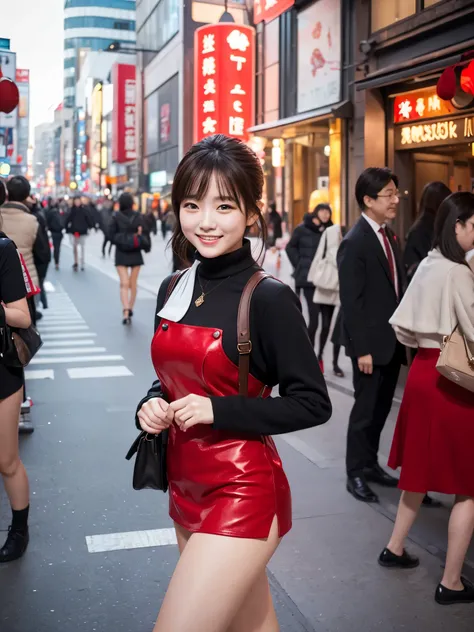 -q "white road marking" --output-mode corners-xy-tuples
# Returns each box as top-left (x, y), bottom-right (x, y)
(38, 325), (90, 332)
(68, 365), (133, 379)
(24, 369), (55, 380)
(42, 339), (96, 347)
(30, 354), (123, 365)
(37, 347), (106, 356)
(40, 333), (97, 340)
(39, 319), (85, 325)
(86, 528), (177, 553)
(43, 281), (56, 292)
